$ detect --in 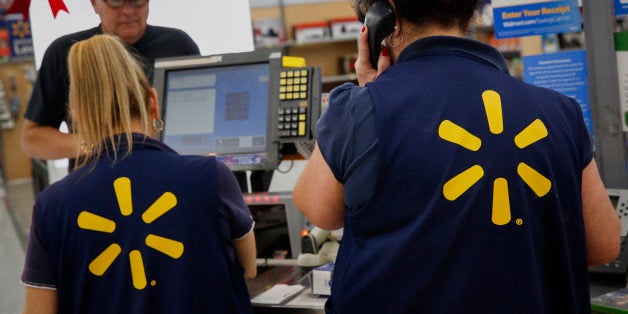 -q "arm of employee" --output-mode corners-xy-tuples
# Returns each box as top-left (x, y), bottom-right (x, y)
(293, 27), (384, 228)
(582, 158), (622, 267)
(21, 119), (79, 160)
(234, 231), (257, 280)
(217, 161), (258, 279)
(293, 145), (345, 230)
(22, 287), (57, 314)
